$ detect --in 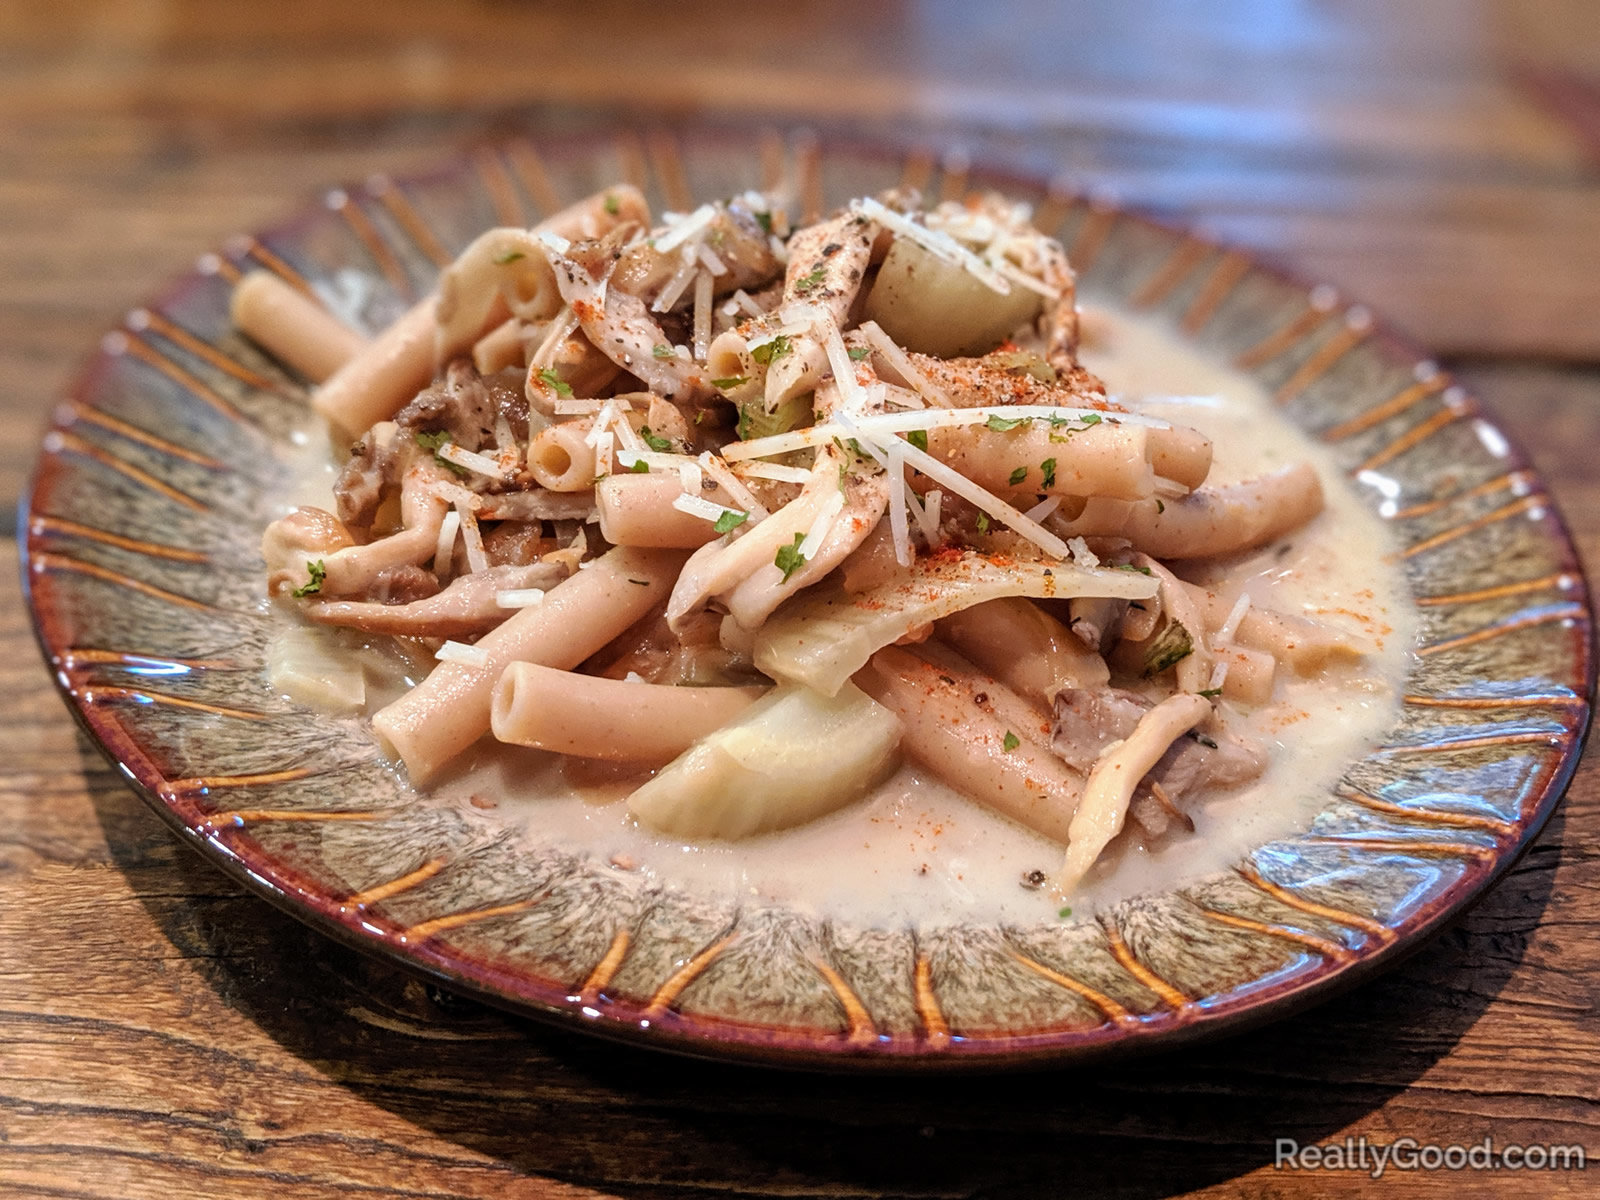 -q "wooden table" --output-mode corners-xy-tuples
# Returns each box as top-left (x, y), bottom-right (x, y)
(3, 3), (1597, 1196)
